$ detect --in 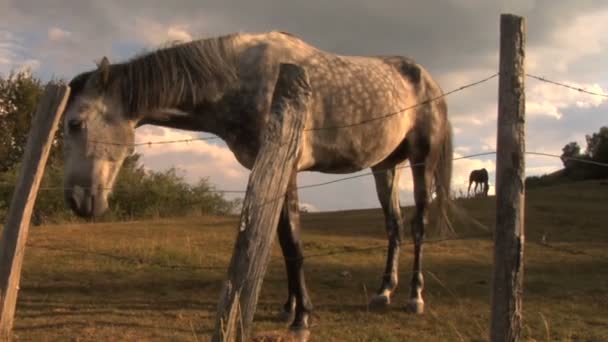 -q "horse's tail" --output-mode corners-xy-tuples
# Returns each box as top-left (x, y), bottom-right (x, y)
(433, 119), (454, 234)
